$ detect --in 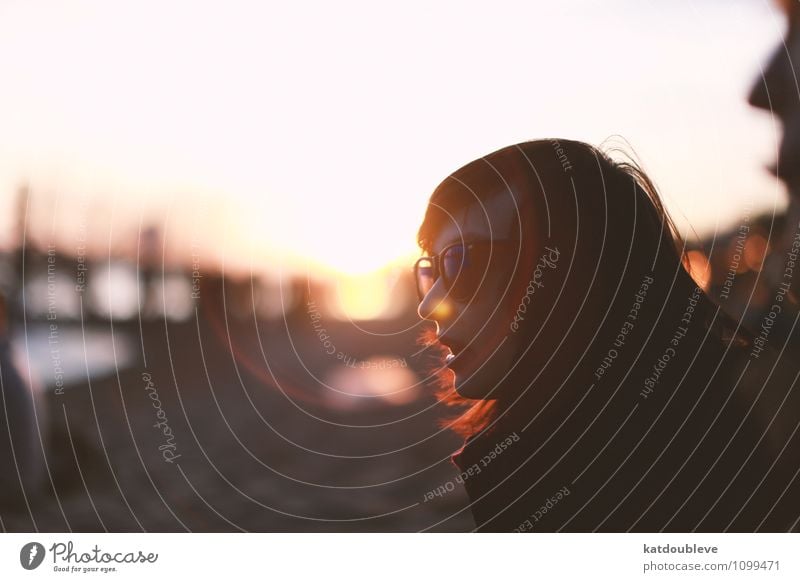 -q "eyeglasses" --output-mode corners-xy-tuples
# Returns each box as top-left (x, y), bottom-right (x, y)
(413, 240), (518, 302)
